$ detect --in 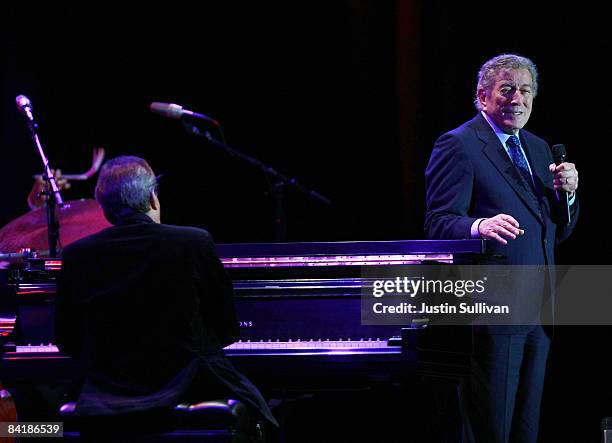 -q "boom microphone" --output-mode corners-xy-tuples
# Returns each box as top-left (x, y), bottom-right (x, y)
(150, 102), (219, 126)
